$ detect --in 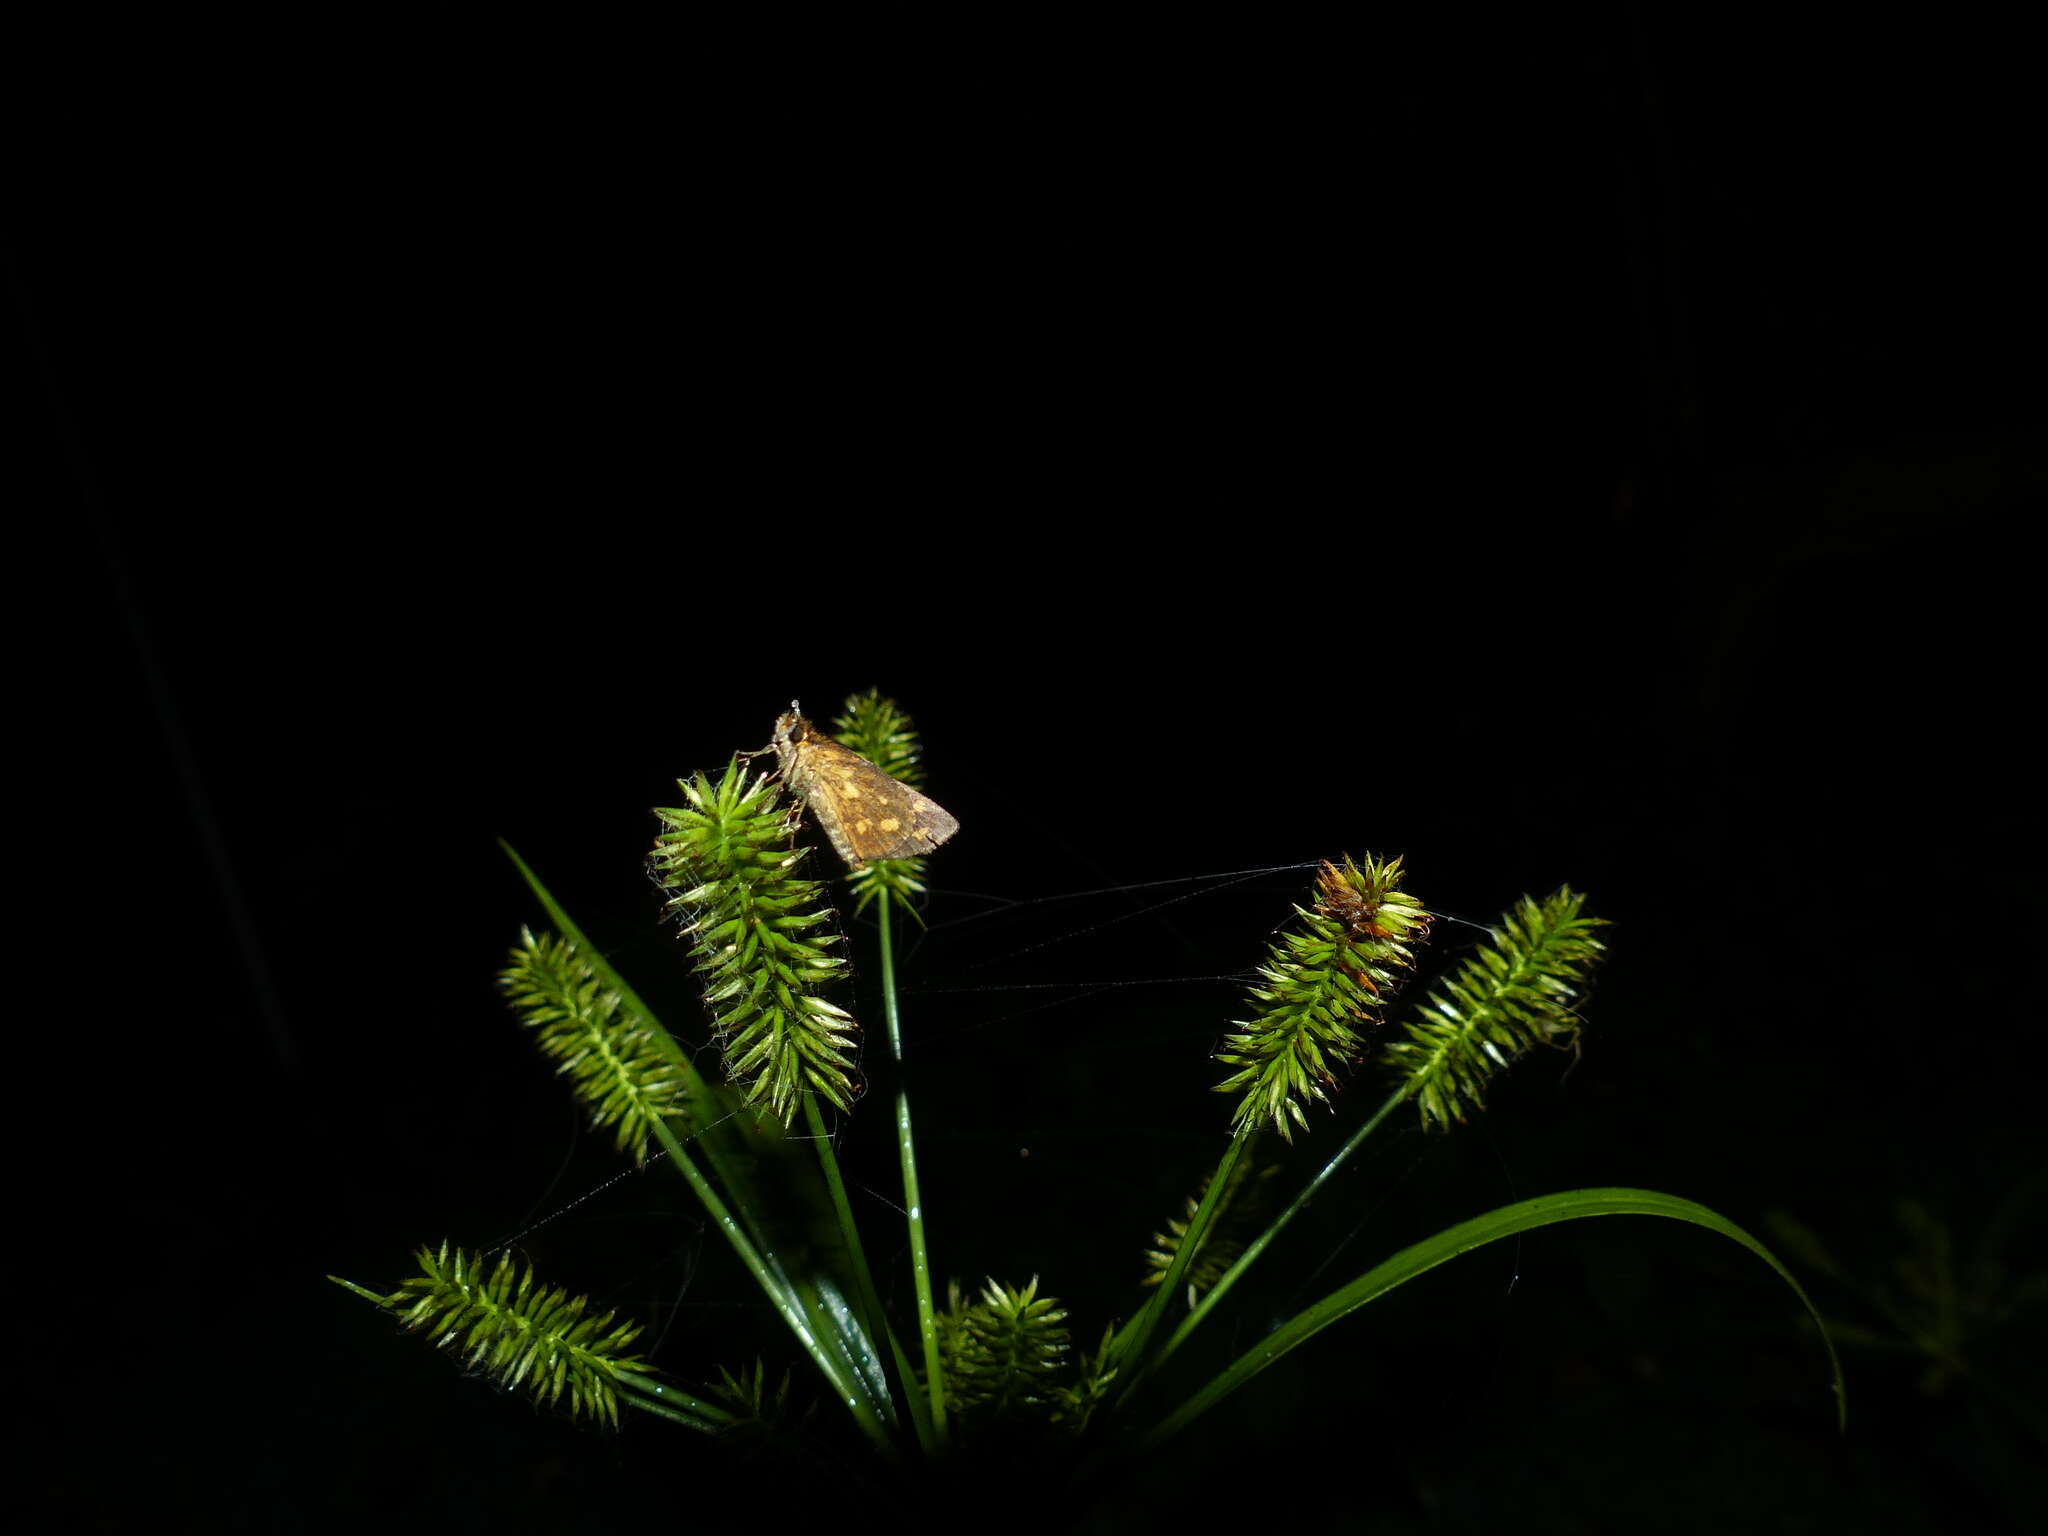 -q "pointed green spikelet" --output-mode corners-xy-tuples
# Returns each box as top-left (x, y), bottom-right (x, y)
(831, 688), (942, 919)
(331, 1242), (659, 1429)
(710, 1357), (800, 1423)
(706, 1357), (815, 1450)
(1381, 887), (1606, 1130)
(498, 927), (691, 1160)
(1049, 1321), (1119, 1434)
(1214, 856), (1432, 1141)
(648, 760), (859, 1123)
(938, 1277), (1073, 1423)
